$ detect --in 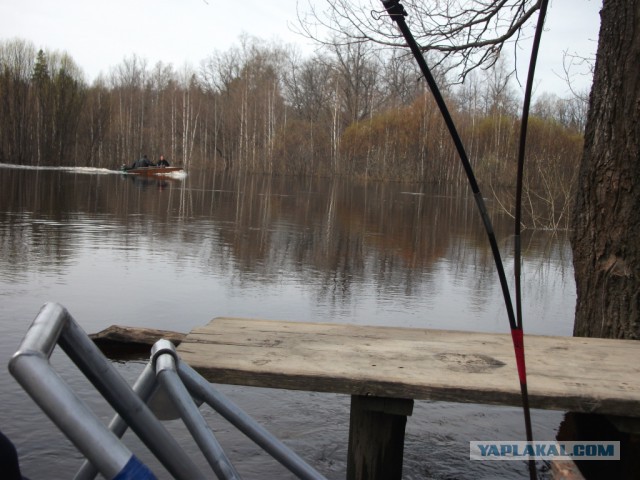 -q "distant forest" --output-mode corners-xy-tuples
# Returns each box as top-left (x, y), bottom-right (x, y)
(0, 37), (585, 228)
